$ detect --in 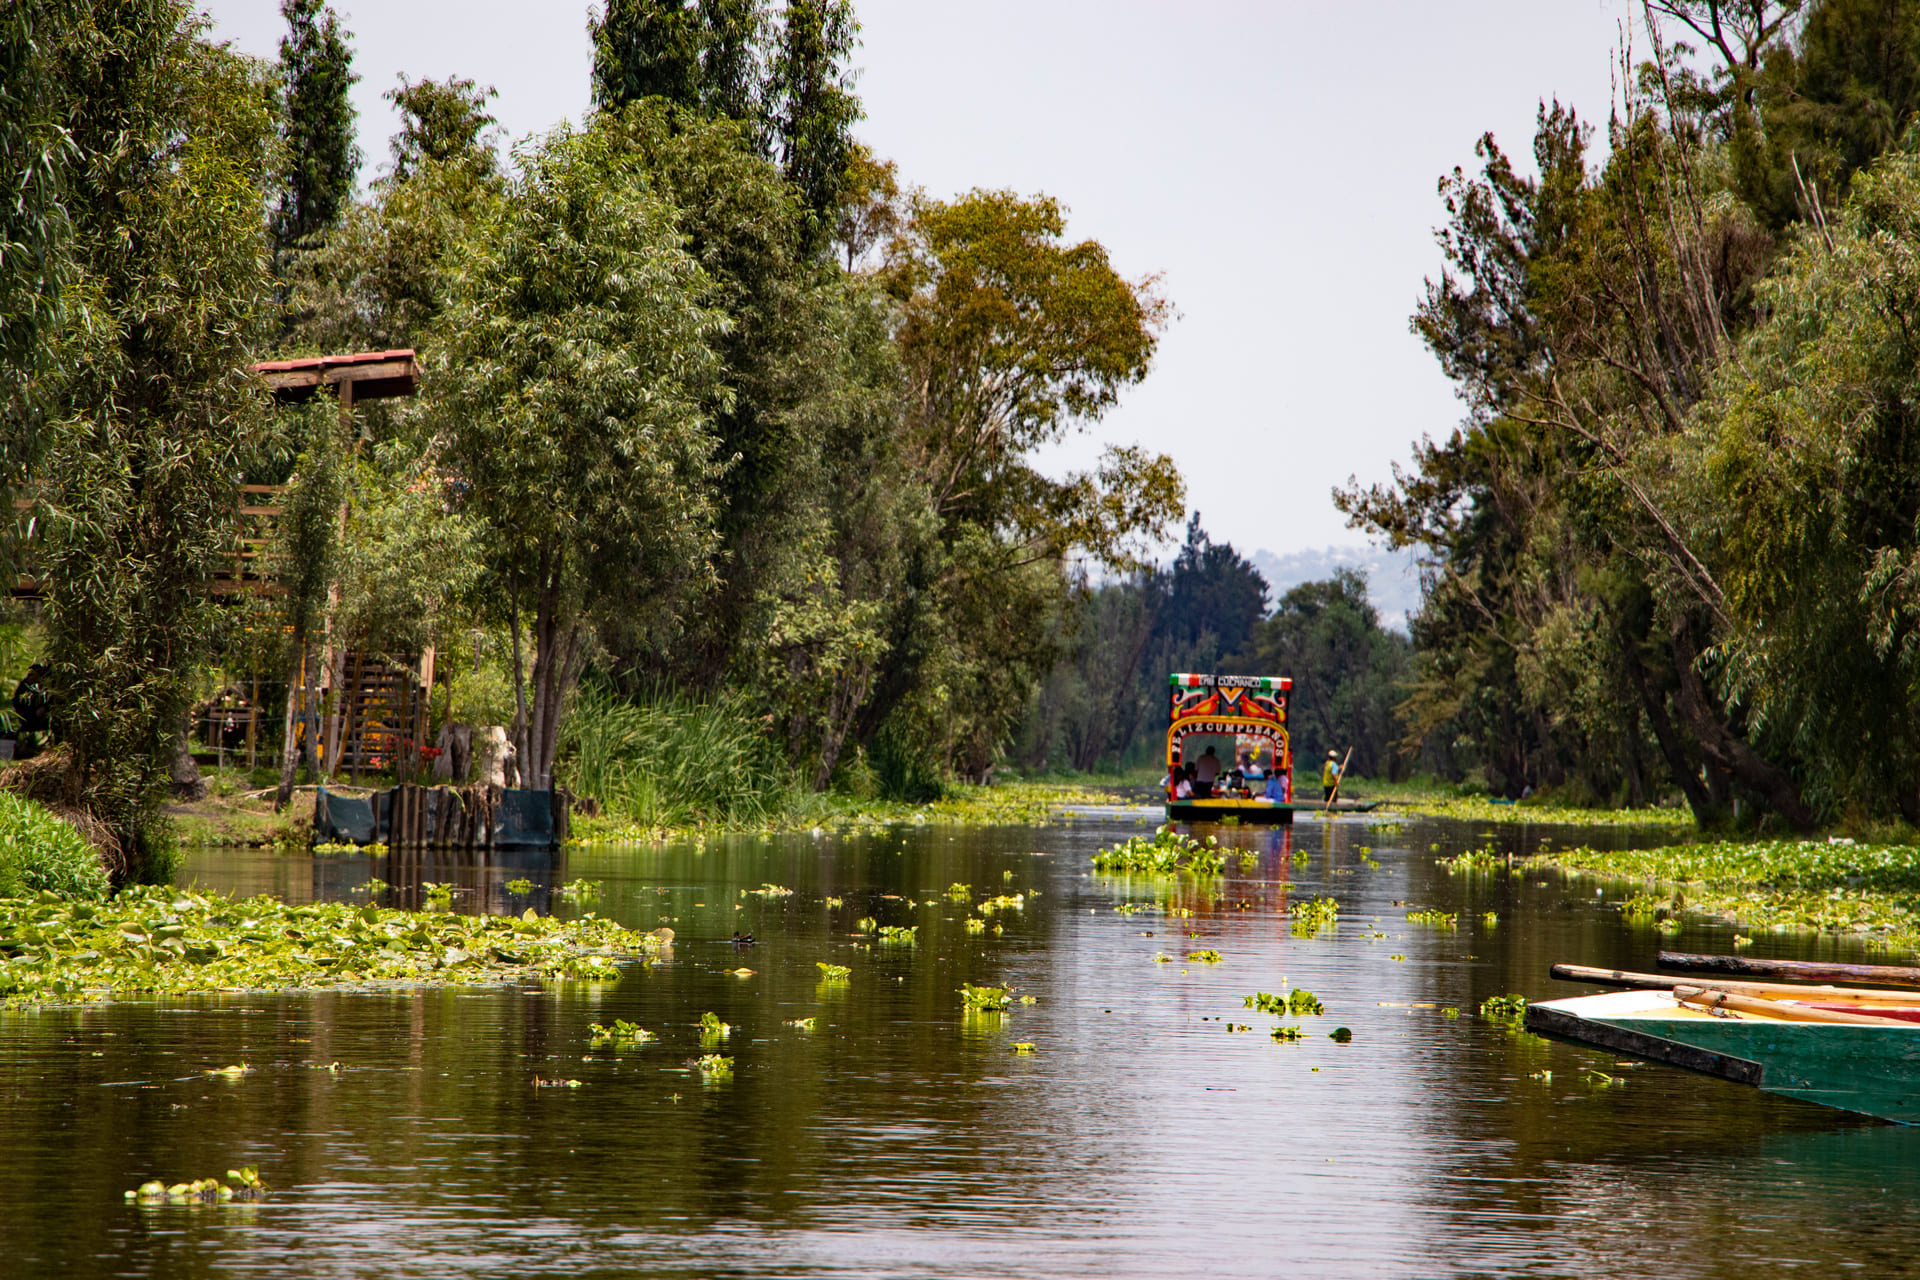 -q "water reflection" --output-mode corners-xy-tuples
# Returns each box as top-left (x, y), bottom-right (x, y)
(0, 812), (1913, 1277)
